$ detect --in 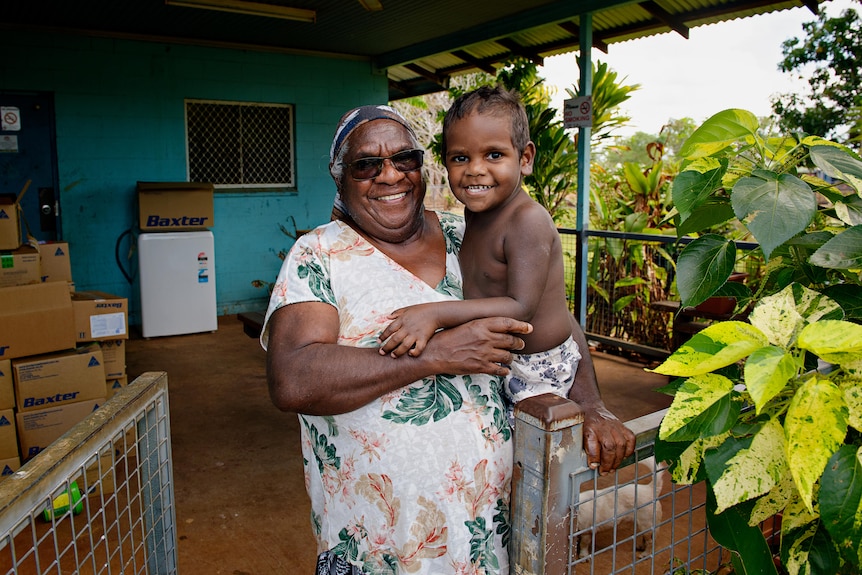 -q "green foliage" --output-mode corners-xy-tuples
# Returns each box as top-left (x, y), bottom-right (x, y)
(586, 128), (679, 350)
(671, 108), (862, 311)
(654, 286), (862, 574)
(598, 118), (697, 170)
(771, 5), (862, 150)
(657, 107), (862, 574)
